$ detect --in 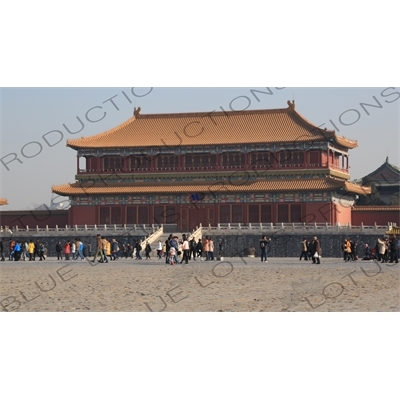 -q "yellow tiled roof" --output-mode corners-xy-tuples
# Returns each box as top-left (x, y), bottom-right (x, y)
(344, 182), (371, 195)
(0, 198), (8, 206)
(67, 102), (358, 150)
(52, 178), (368, 196)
